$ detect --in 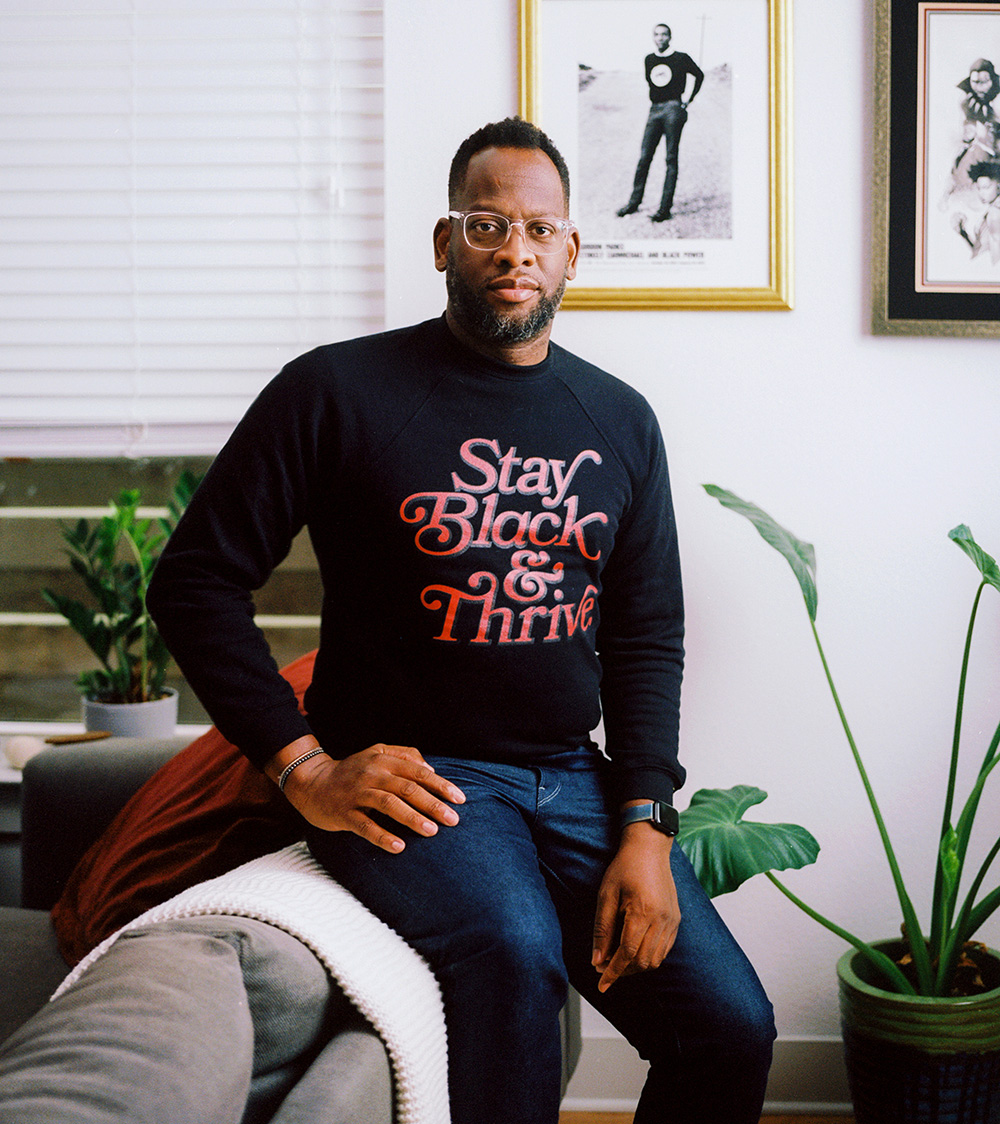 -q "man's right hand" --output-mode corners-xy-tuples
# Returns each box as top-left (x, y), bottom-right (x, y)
(267, 739), (465, 854)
